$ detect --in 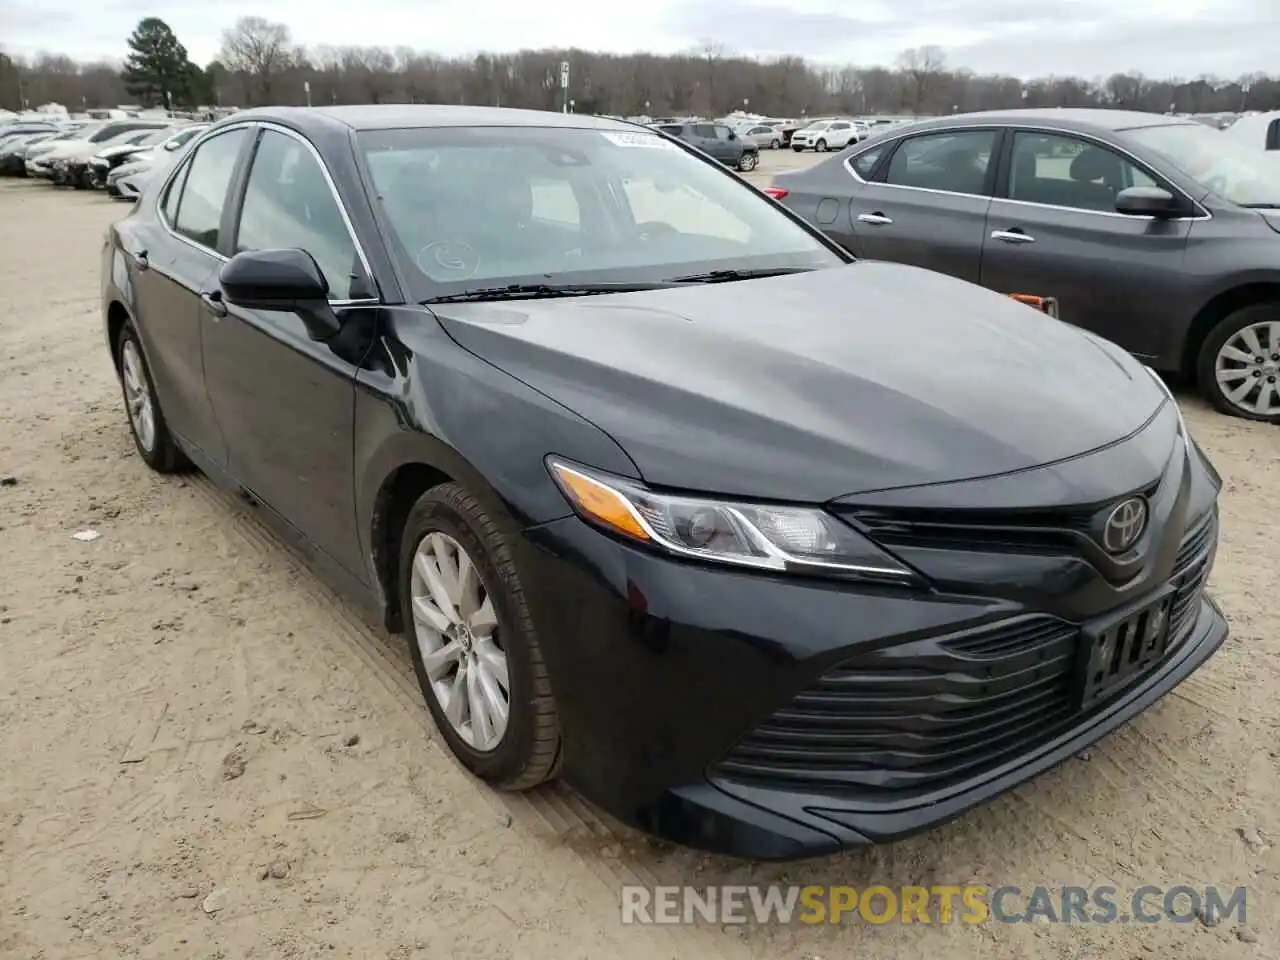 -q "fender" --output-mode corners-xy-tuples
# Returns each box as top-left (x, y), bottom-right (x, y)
(352, 306), (641, 623)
